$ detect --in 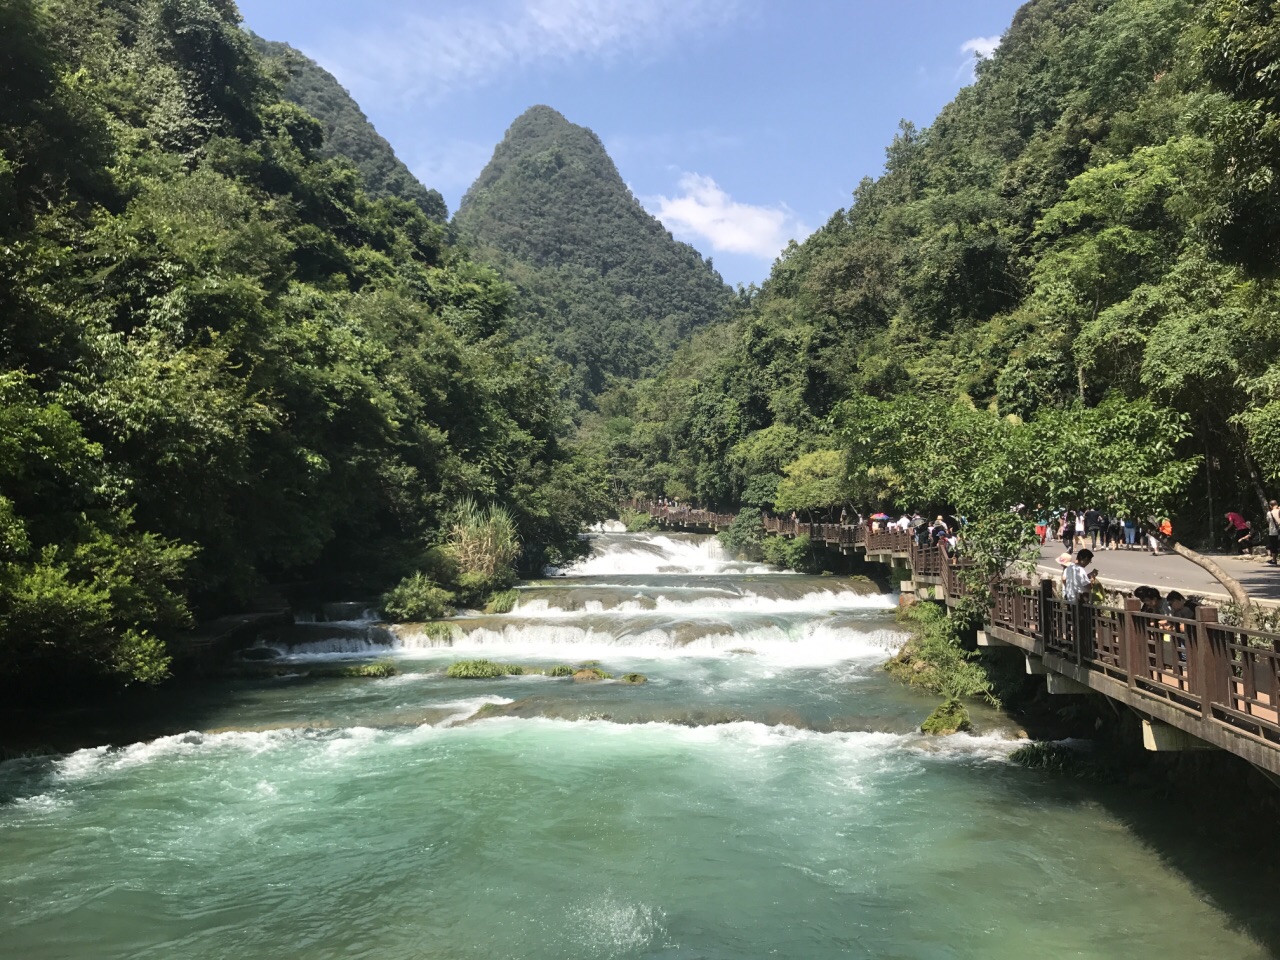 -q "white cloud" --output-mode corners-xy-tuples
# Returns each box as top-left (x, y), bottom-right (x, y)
(316, 0), (742, 105)
(961, 35), (1001, 60)
(645, 173), (809, 260)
